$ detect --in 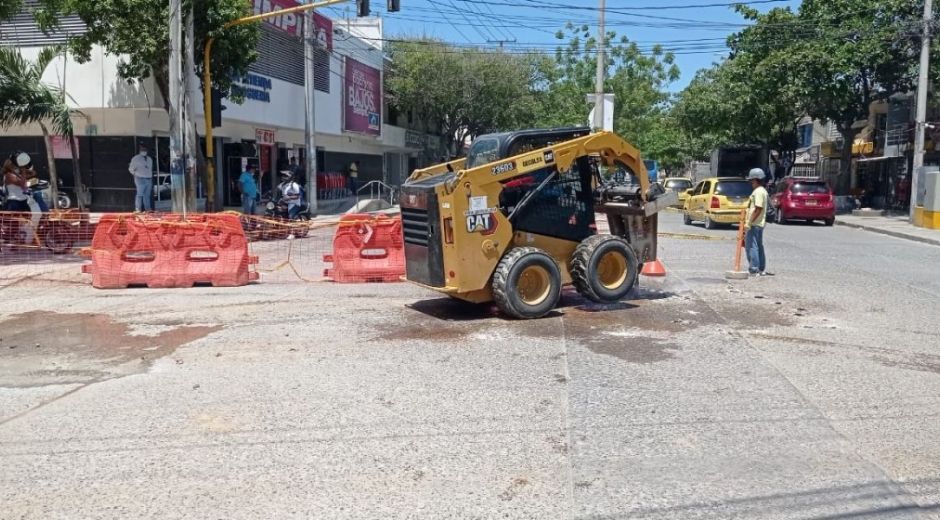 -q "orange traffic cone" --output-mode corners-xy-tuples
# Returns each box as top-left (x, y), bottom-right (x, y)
(641, 259), (667, 277)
